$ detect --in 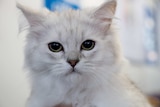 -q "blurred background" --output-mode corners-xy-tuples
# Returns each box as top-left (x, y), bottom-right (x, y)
(0, 0), (160, 107)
